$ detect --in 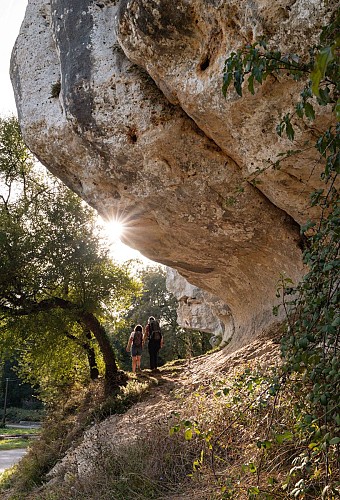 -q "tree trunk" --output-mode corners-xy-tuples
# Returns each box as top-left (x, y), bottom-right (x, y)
(84, 328), (100, 380)
(9, 297), (126, 394)
(81, 311), (127, 394)
(65, 327), (99, 380)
